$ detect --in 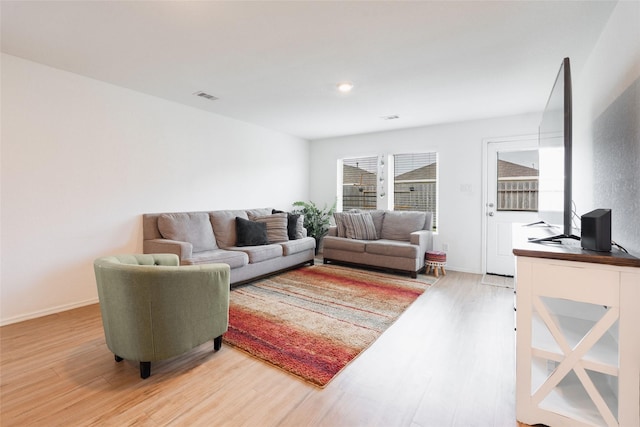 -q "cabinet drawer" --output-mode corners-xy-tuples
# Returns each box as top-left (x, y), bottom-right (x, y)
(531, 262), (619, 306)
